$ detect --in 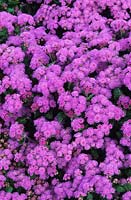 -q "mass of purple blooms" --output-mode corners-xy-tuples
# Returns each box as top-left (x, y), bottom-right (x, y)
(1, 0), (131, 199)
